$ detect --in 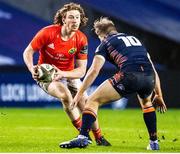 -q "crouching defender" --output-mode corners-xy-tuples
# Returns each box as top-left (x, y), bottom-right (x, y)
(59, 17), (167, 150)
